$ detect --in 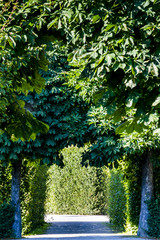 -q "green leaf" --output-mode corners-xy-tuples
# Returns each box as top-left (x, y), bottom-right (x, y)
(141, 25), (154, 30)
(113, 108), (125, 122)
(58, 19), (62, 29)
(115, 121), (129, 134)
(62, 10), (73, 19)
(105, 54), (115, 66)
(8, 36), (16, 48)
(47, 17), (59, 29)
(92, 15), (101, 23)
(0, 130), (4, 135)
(93, 88), (106, 104)
(104, 24), (115, 32)
(152, 96), (160, 107)
(153, 128), (160, 135)
(152, 63), (159, 76)
(95, 56), (104, 67)
(134, 123), (143, 133)
(17, 100), (25, 108)
(67, 53), (74, 62)
(126, 122), (135, 134)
